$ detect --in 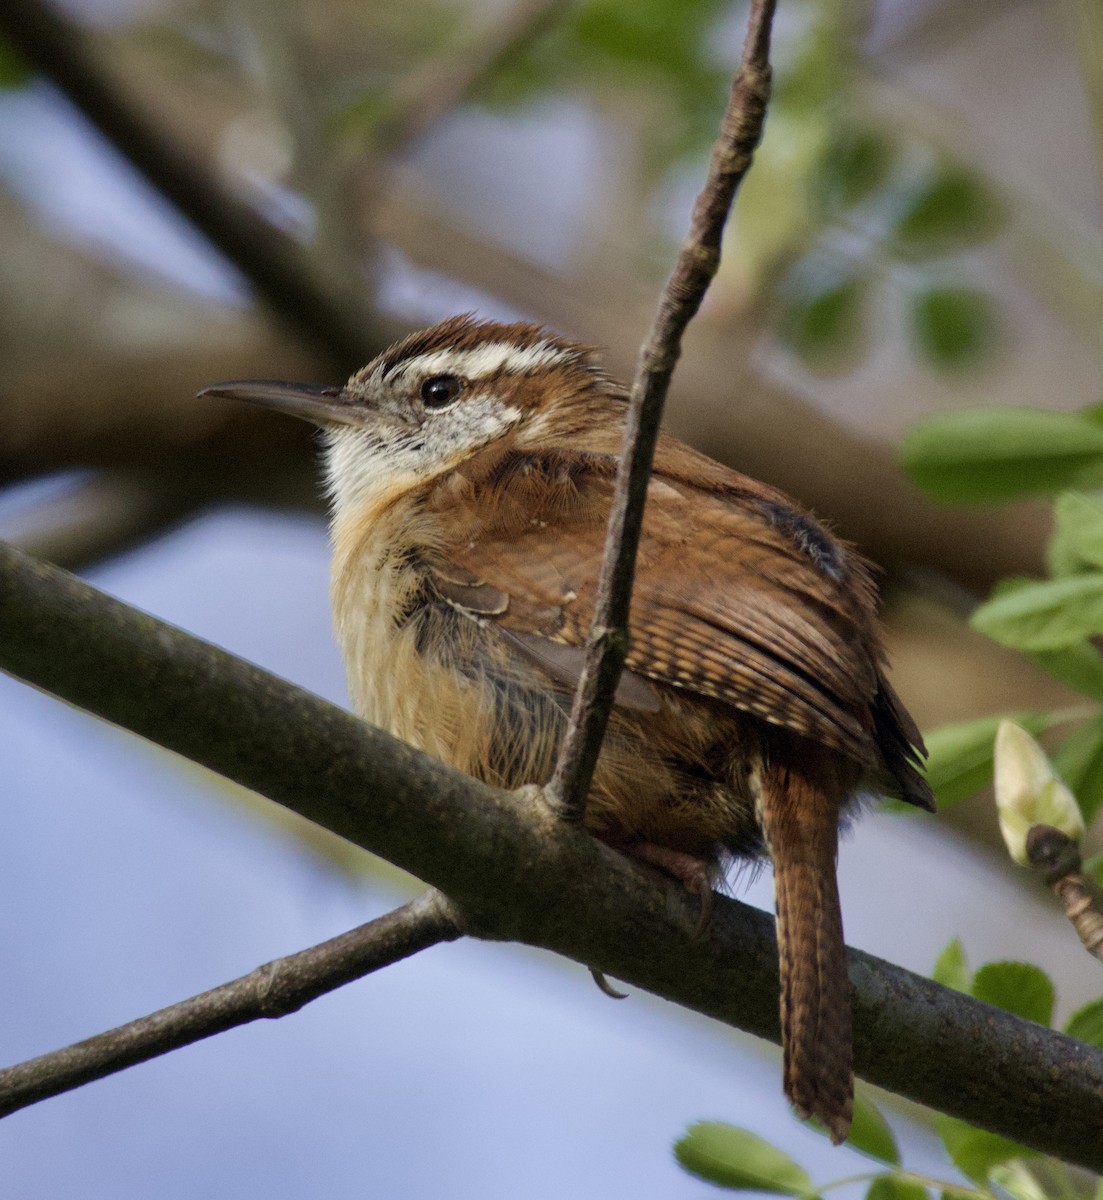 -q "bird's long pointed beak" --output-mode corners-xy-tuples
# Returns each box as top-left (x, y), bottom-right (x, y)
(197, 380), (365, 427)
